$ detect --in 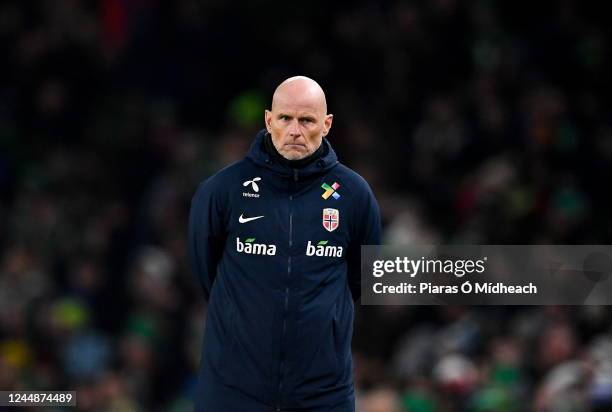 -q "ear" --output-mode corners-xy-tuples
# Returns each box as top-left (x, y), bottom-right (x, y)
(322, 114), (333, 137)
(264, 110), (273, 133)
